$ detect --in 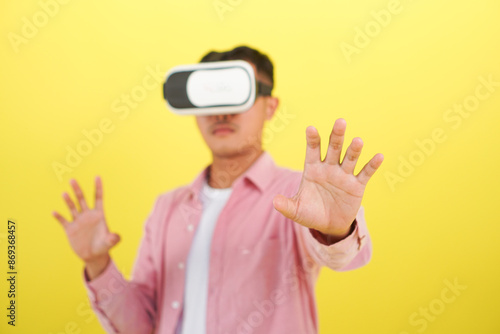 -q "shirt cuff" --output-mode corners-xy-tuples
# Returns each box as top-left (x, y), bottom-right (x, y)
(303, 213), (370, 270)
(83, 260), (128, 306)
(309, 219), (358, 246)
